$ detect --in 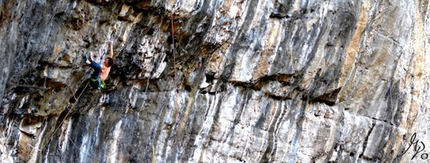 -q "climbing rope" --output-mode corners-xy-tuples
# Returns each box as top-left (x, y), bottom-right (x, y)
(168, 2), (187, 157)
(42, 81), (120, 160)
(171, 5), (177, 93)
(43, 81), (89, 150)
